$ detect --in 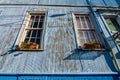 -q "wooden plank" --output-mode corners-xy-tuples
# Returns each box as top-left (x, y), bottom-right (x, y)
(0, 0), (119, 7)
(0, 6), (117, 73)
